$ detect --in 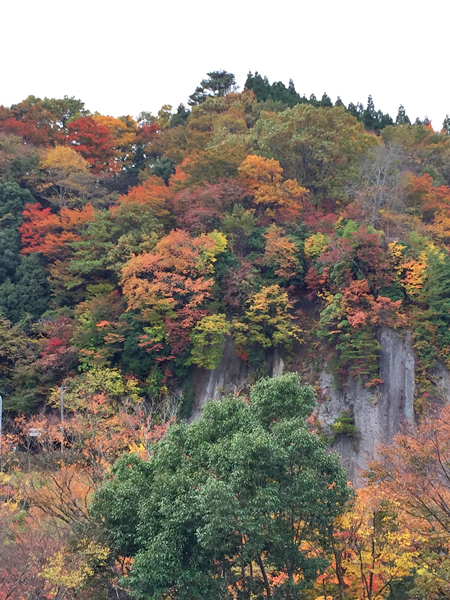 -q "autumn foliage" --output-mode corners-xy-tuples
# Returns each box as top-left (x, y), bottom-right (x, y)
(1, 74), (450, 599)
